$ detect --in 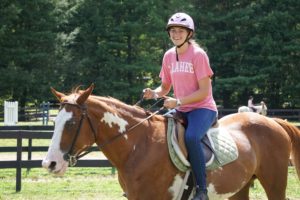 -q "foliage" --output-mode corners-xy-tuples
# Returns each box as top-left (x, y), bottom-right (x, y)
(195, 1), (300, 108)
(0, 0), (59, 108)
(0, 0), (299, 108)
